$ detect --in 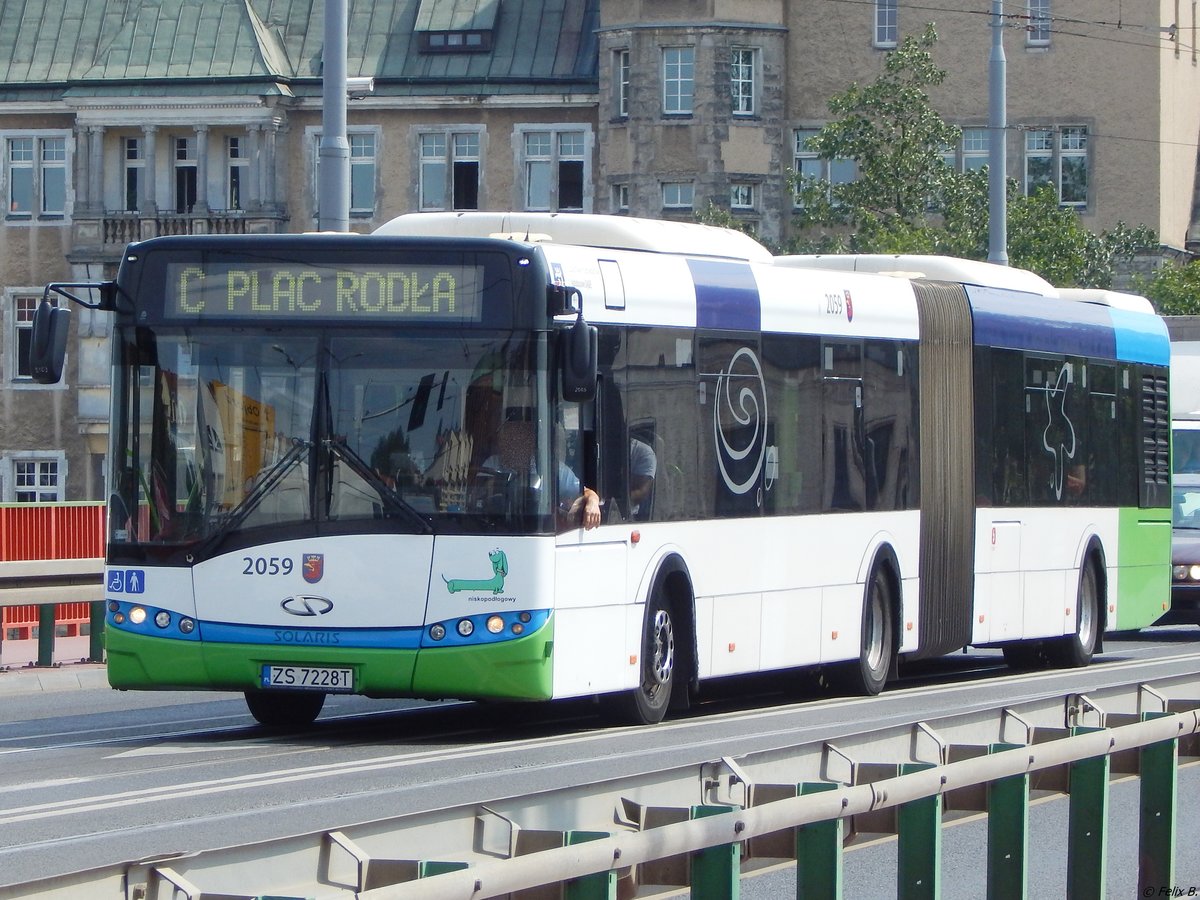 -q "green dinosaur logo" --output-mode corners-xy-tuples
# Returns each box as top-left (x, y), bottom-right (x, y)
(443, 549), (508, 594)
